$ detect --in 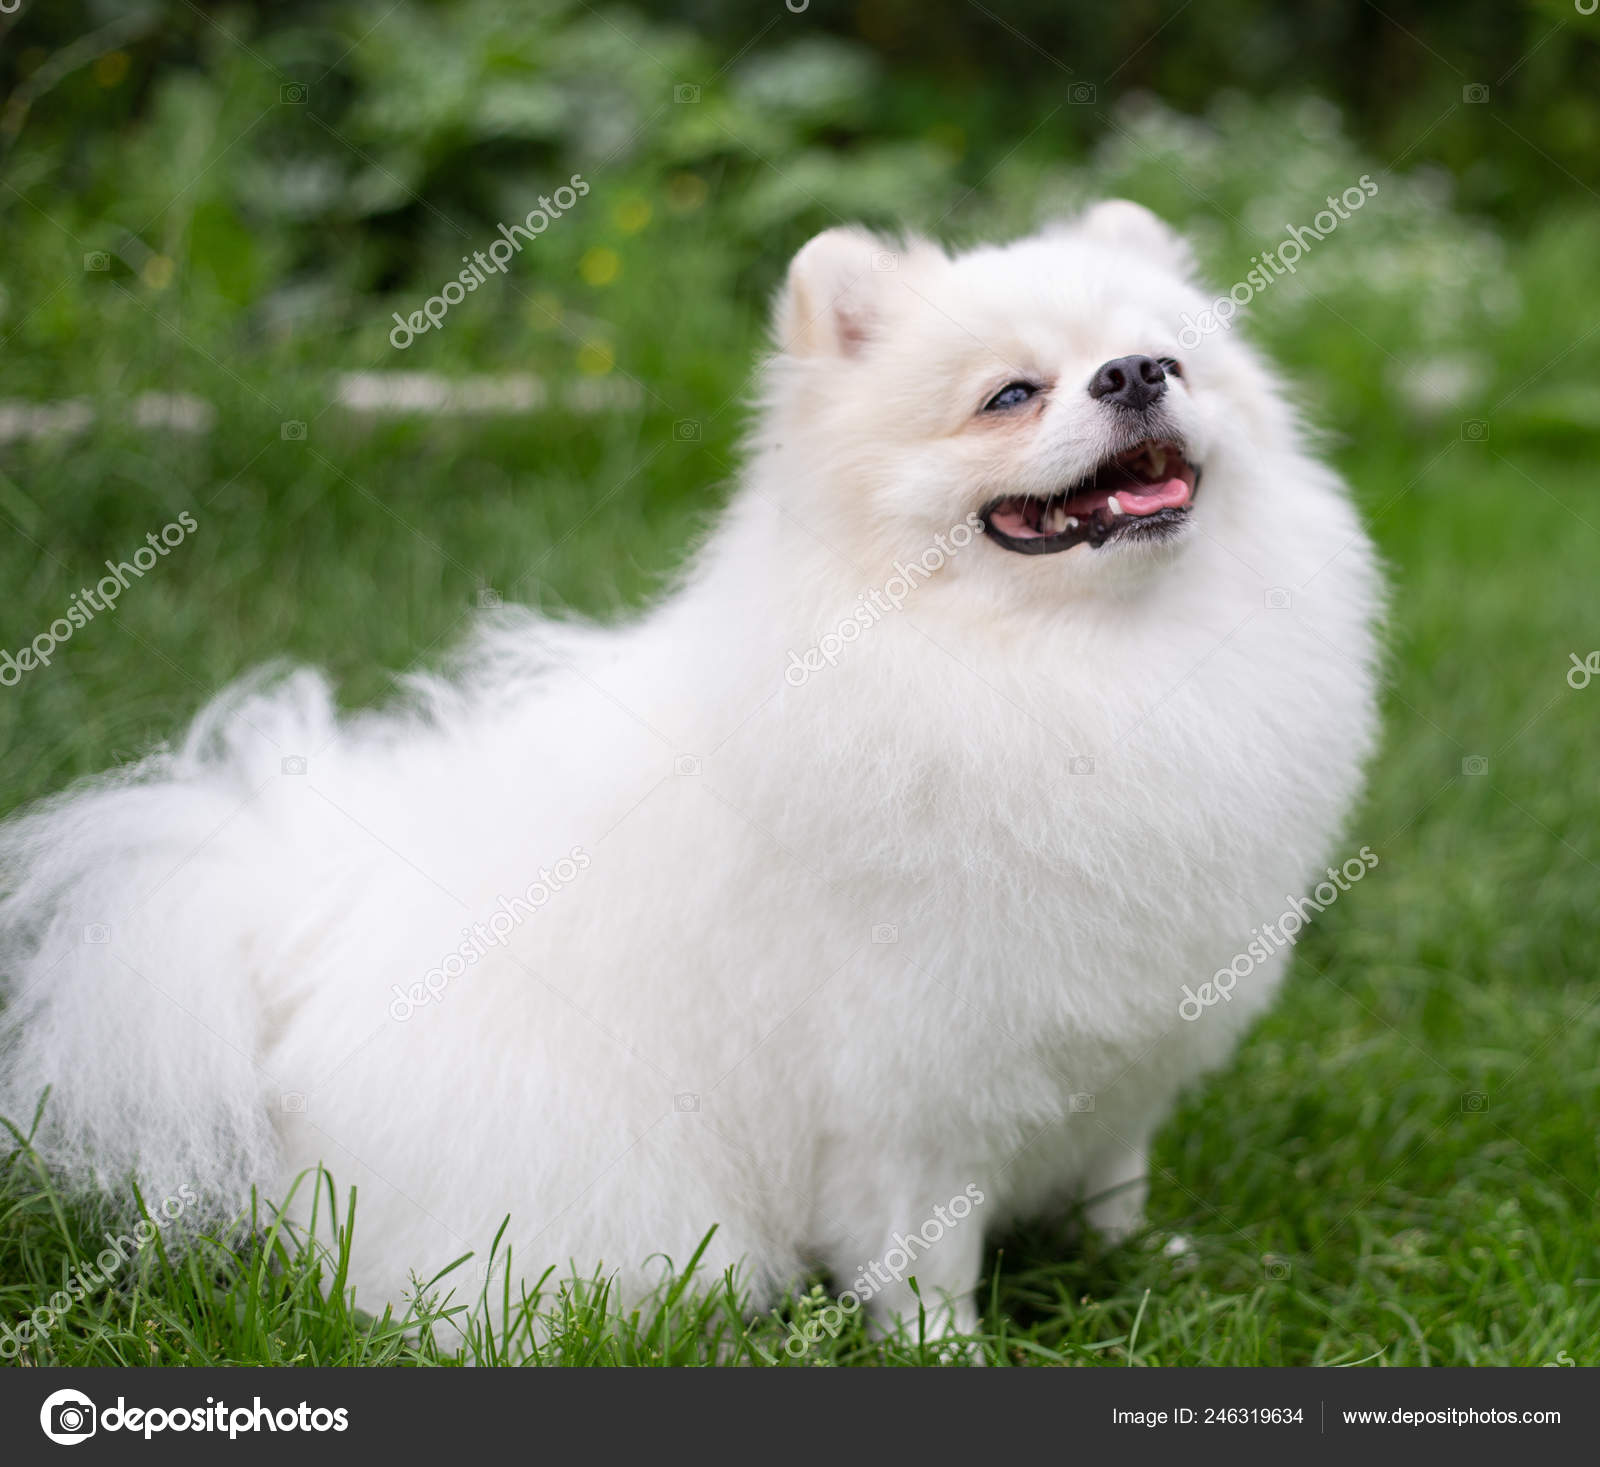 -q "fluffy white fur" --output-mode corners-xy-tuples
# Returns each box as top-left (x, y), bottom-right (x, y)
(0, 203), (1380, 1338)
